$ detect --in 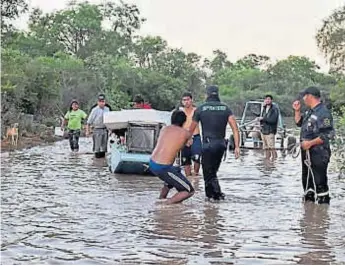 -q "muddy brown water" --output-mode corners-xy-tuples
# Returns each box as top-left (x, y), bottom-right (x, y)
(1, 137), (345, 264)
